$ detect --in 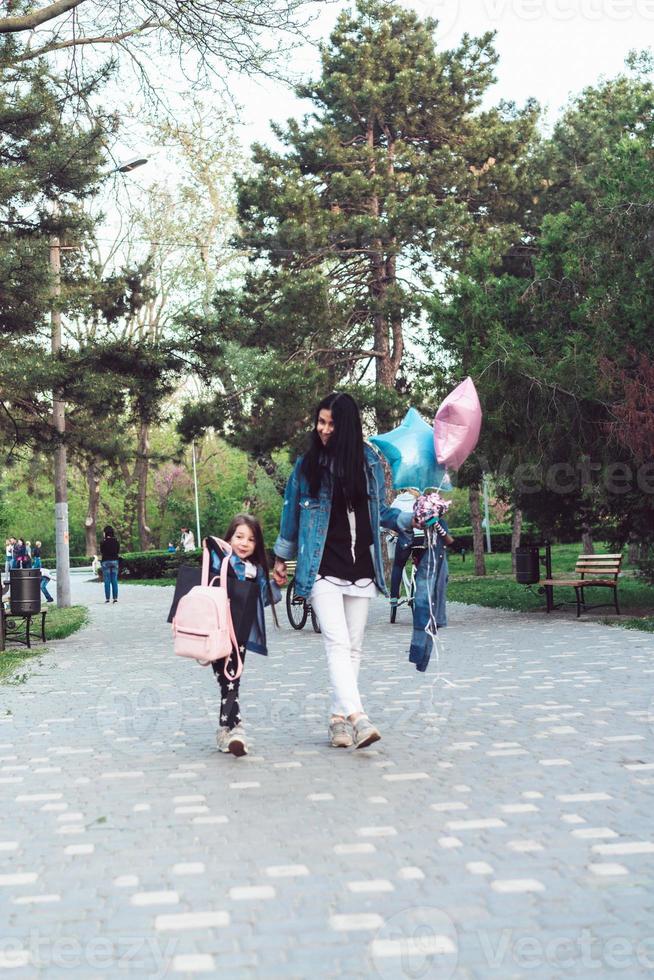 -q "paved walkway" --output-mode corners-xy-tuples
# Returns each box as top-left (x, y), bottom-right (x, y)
(1, 572), (654, 978)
